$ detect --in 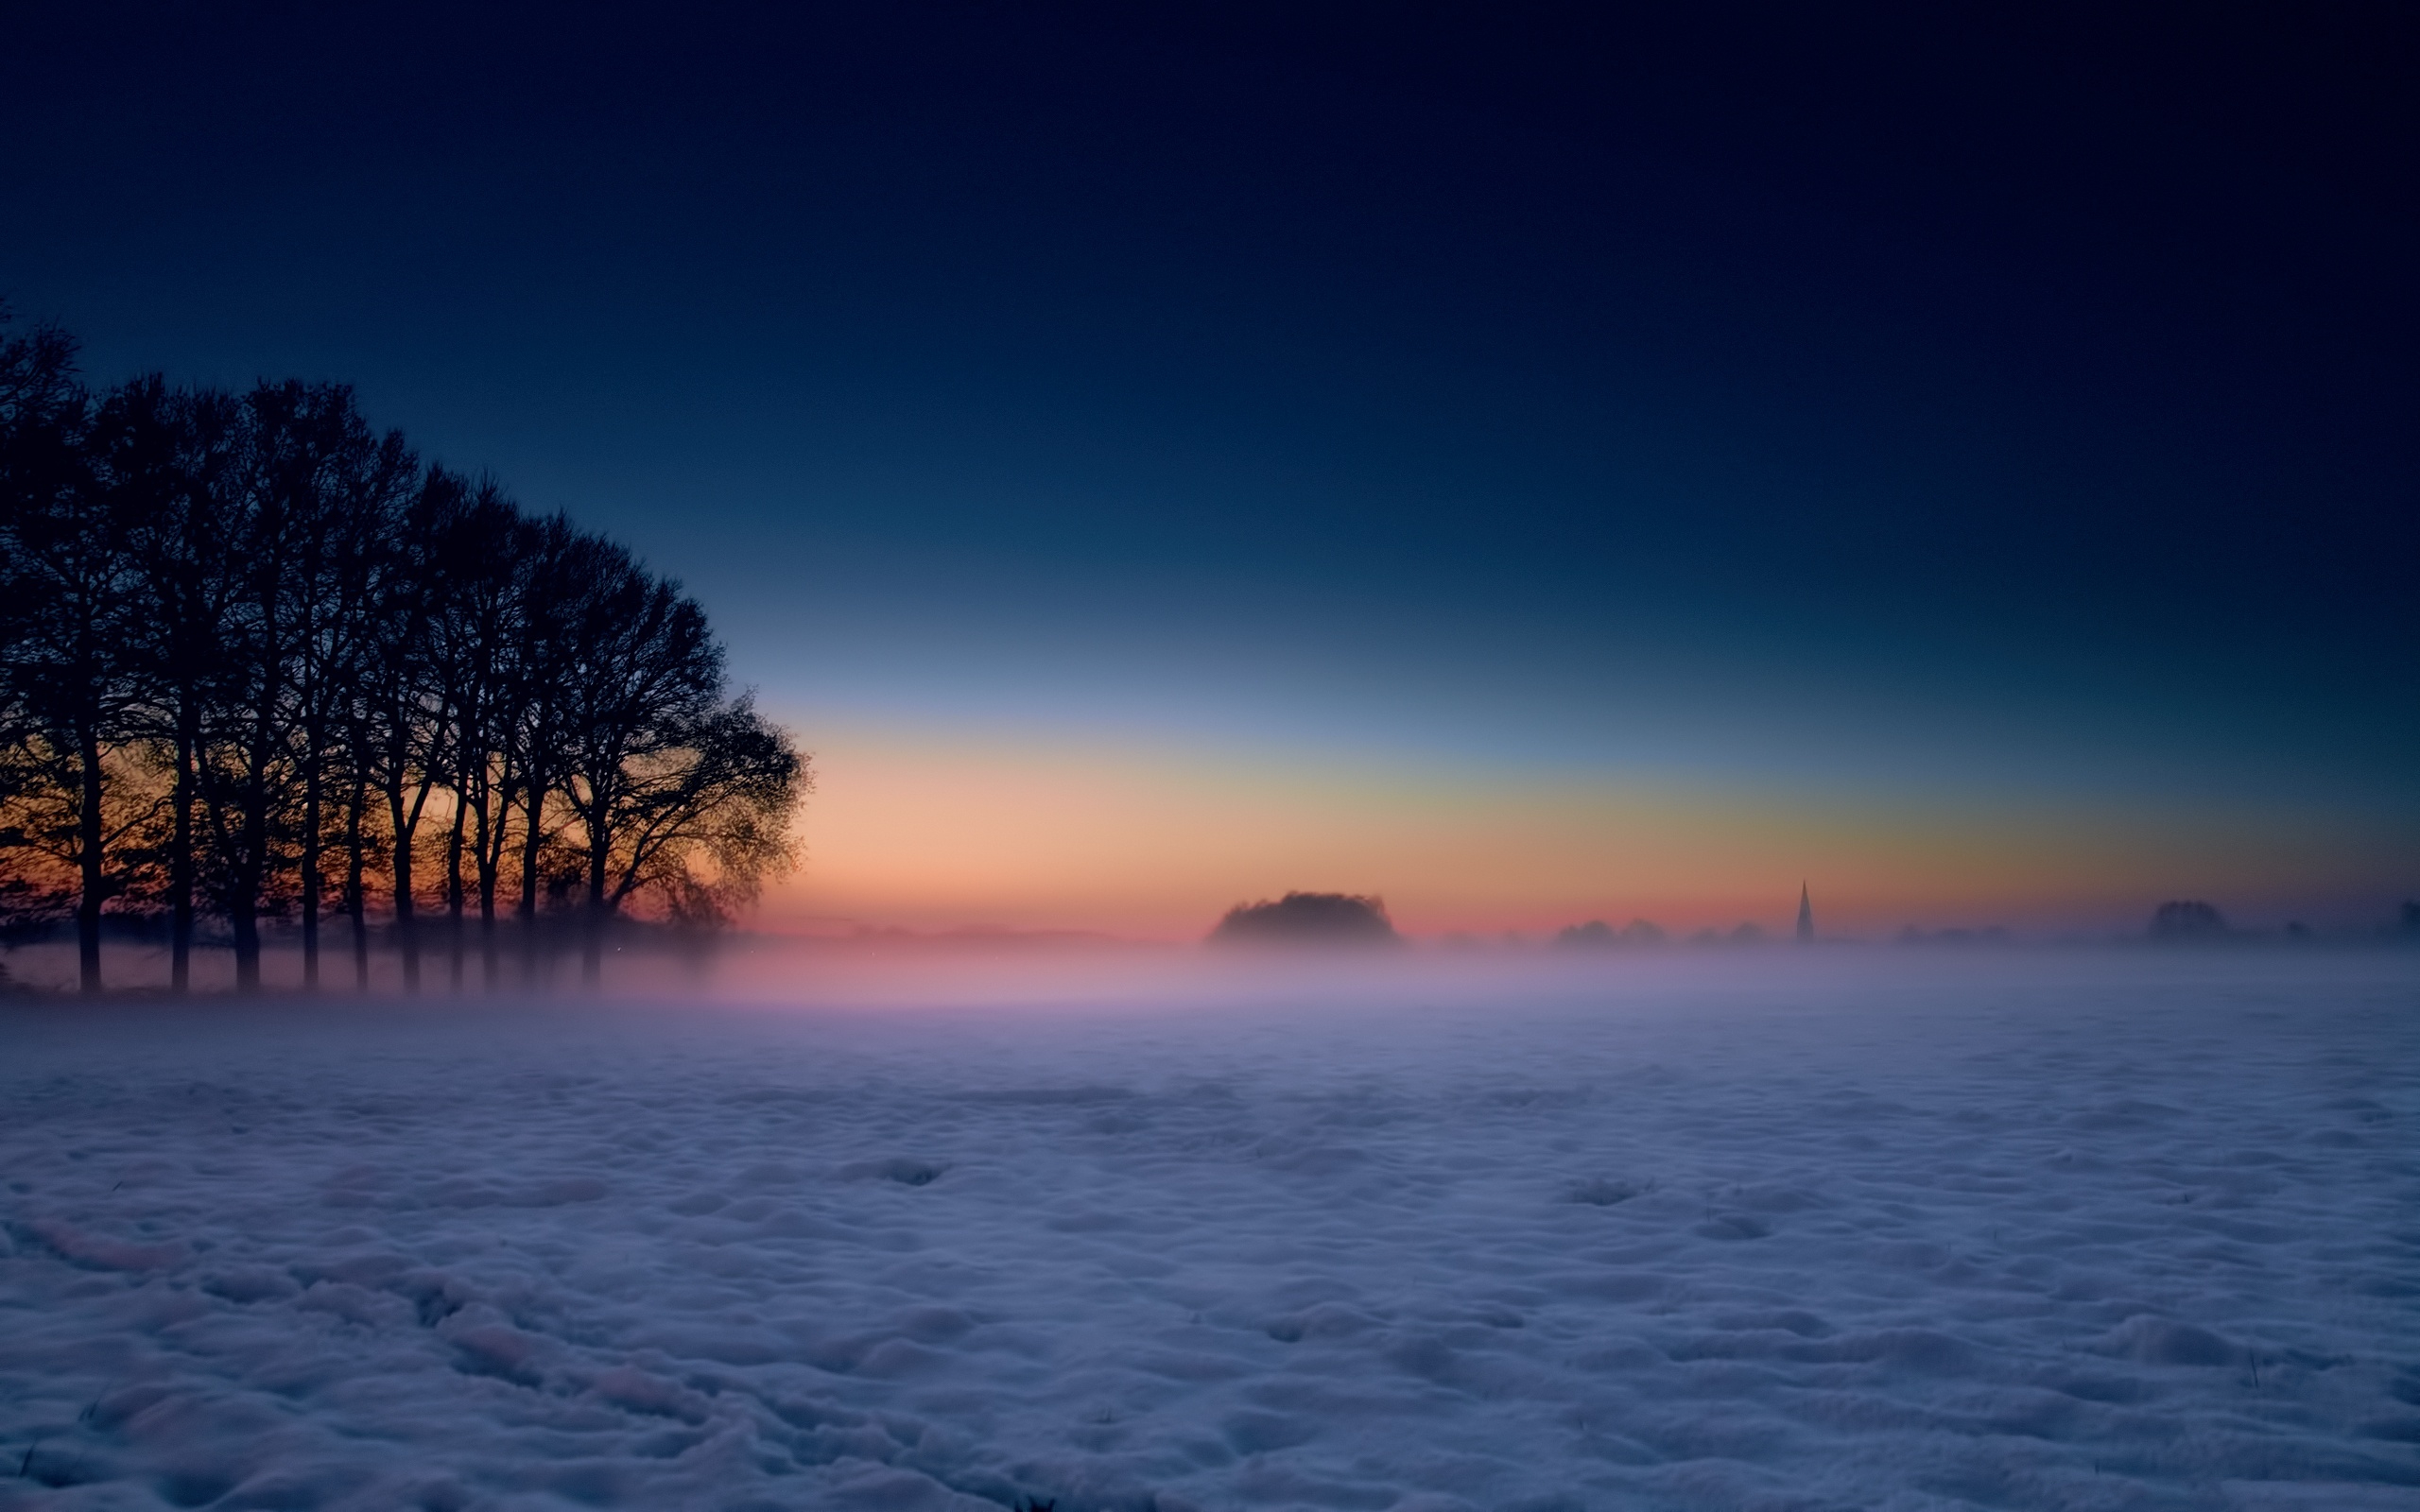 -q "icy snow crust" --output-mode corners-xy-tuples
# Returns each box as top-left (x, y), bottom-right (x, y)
(1, 954), (2414, 1511)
